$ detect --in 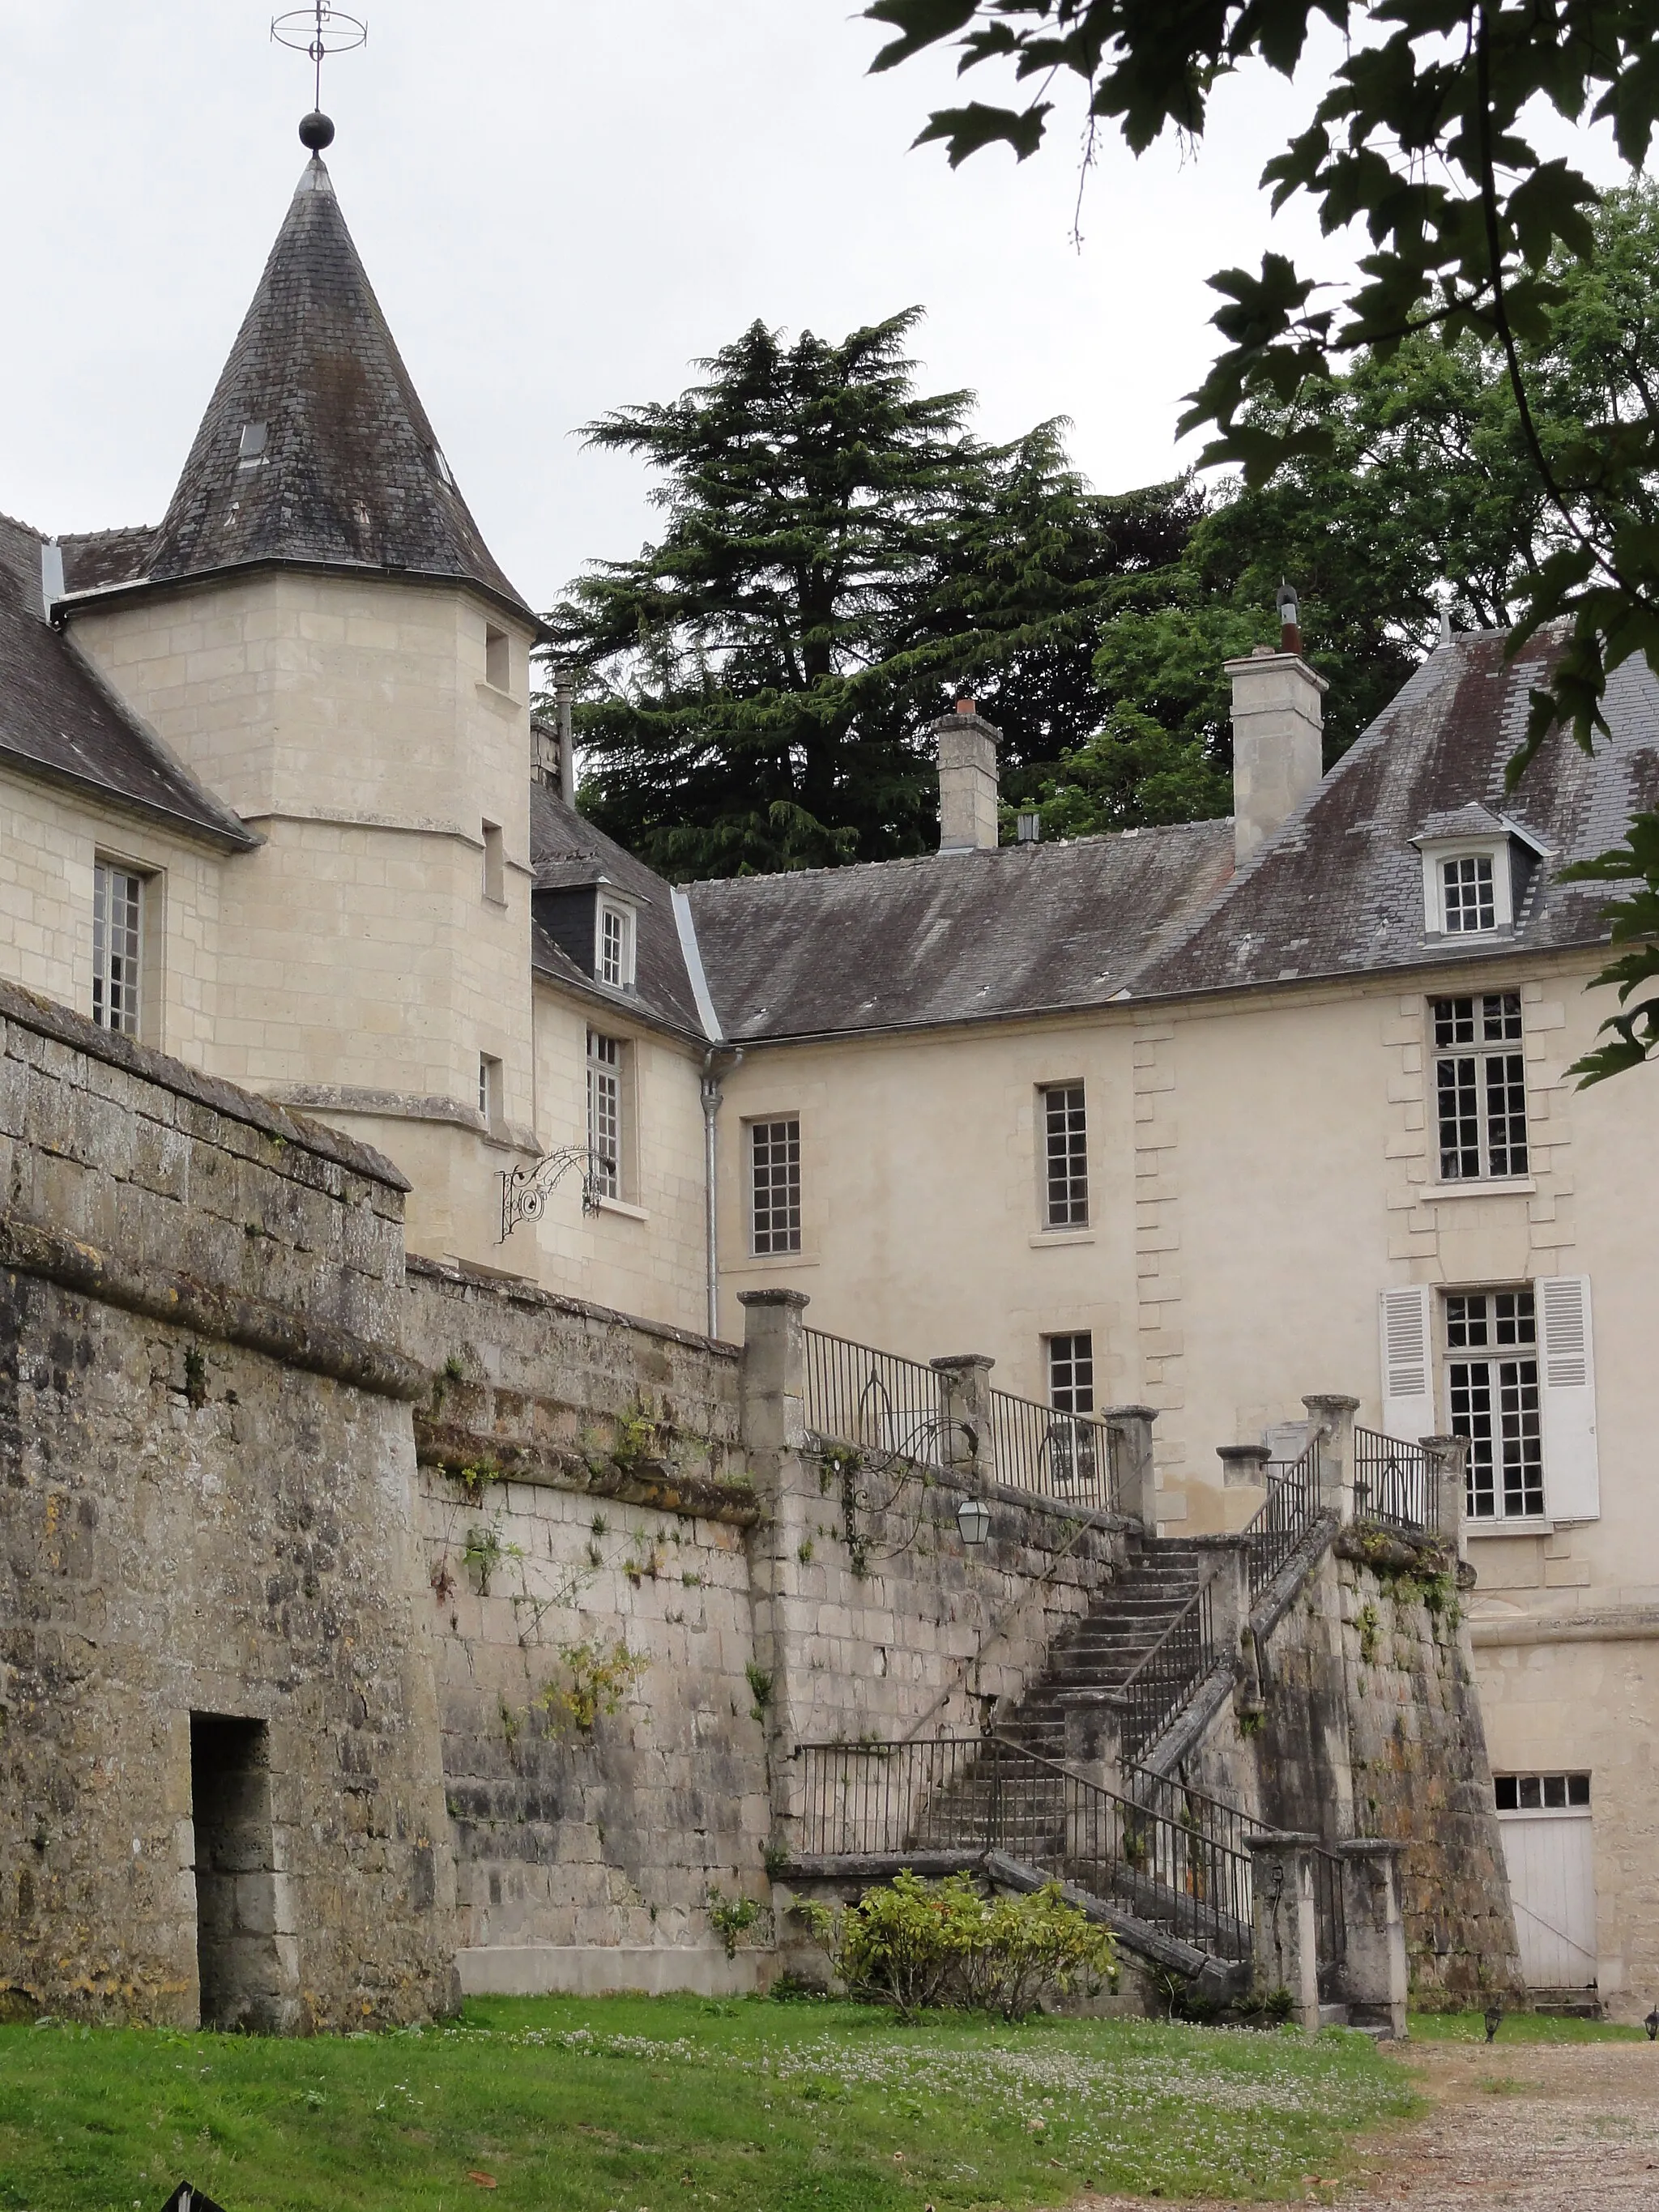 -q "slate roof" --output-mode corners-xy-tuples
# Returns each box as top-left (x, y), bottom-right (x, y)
(684, 819), (1237, 1042)
(66, 158), (537, 629)
(529, 782), (705, 1038)
(0, 512), (256, 848)
(1139, 624), (1659, 999)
